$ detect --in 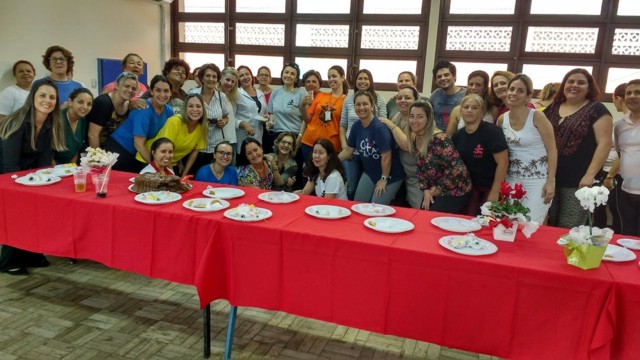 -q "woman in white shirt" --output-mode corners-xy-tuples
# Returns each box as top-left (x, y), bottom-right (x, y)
(298, 138), (347, 199)
(0, 60), (35, 117)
